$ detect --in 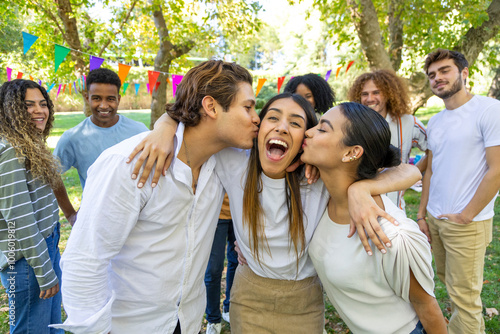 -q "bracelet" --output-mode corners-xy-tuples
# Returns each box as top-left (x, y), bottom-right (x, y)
(417, 217), (426, 222)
